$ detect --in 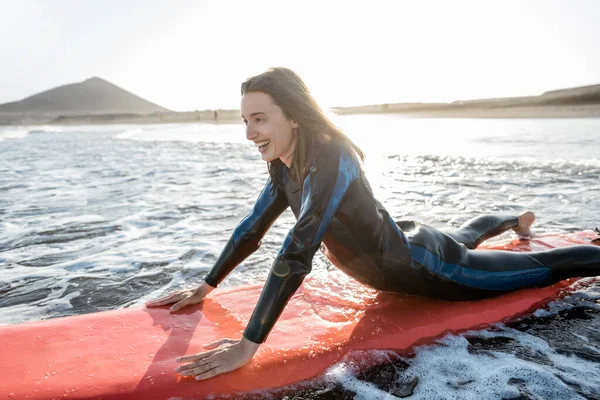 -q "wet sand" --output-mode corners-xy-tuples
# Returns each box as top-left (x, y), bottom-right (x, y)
(2, 104), (600, 126)
(336, 104), (600, 119)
